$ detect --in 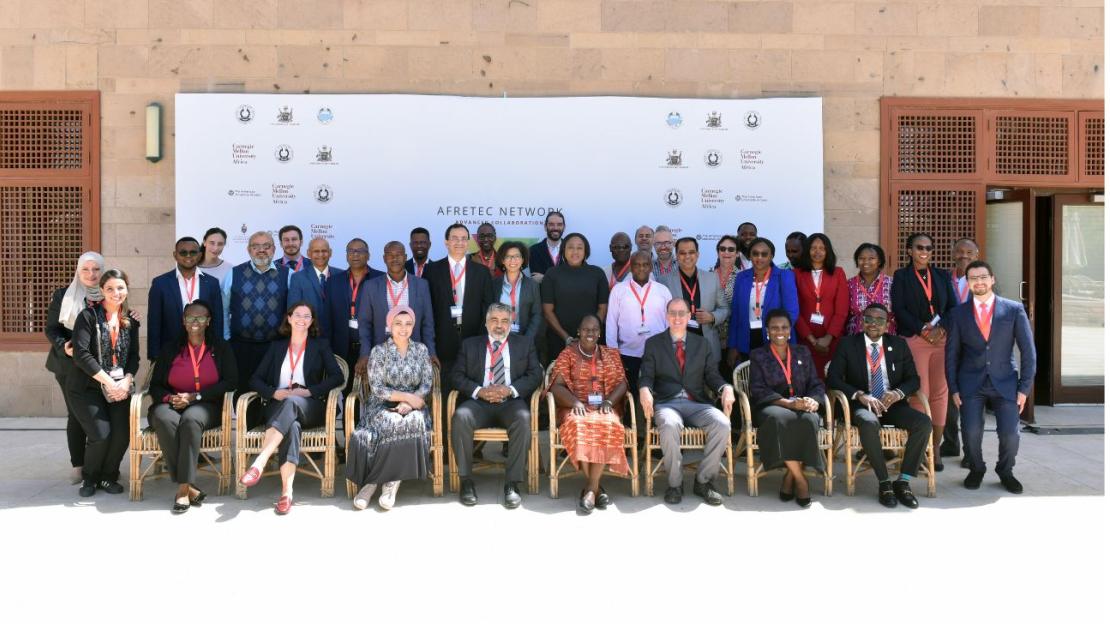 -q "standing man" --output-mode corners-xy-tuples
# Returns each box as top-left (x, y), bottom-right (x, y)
(651, 225), (677, 280)
(405, 227), (433, 279)
(661, 237), (729, 367)
(287, 237), (338, 336)
(148, 237), (224, 360)
(634, 225), (655, 255)
(736, 222), (758, 270)
(780, 231), (807, 270)
(324, 238), (384, 388)
(639, 298), (735, 505)
(946, 261), (1035, 494)
(425, 223), (496, 387)
(528, 211), (565, 283)
(942, 238), (981, 459)
(356, 241), (437, 377)
(221, 231), (290, 393)
(277, 225), (307, 273)
(468, 222), (502, 279)
(606, 251), (670, 393)
(603, 232), (633, 289)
